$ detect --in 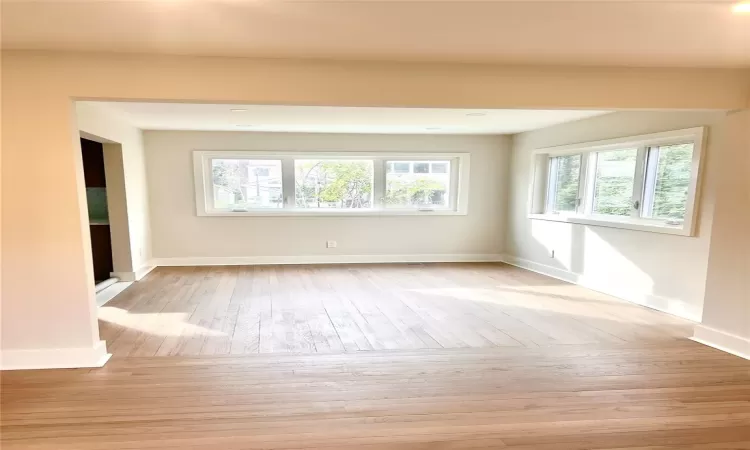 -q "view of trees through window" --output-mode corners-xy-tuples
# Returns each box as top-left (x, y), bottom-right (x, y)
(295, 160), (373, 208)
(385, 161), (450, 208)
(539, 131), (700, 230)
(211, 159), (282, 209)
(200, 152), (466, 214)
(592, 149), (637, 216)
(643, 143), (693, 221)
(550, 155), (580, 212)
